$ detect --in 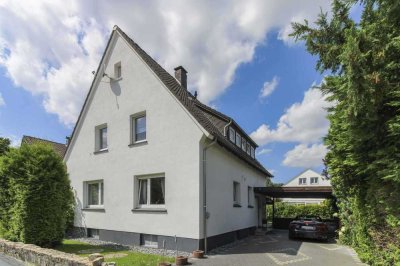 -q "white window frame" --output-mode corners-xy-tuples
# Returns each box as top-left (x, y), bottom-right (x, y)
(85, 180), (104, 208)
(114, 62), (122, 79)
(233, 181), (241, 206)
(95, 124), (108, 151)
(299, 178), (307, 185)
(235, 132), (241, 148)
(310, 177), (319, 185)
(229, 127), (236, 143)
(135, 174), (165, 209)
(130, 112), (147, 144)
(241, 138), (247, 152)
